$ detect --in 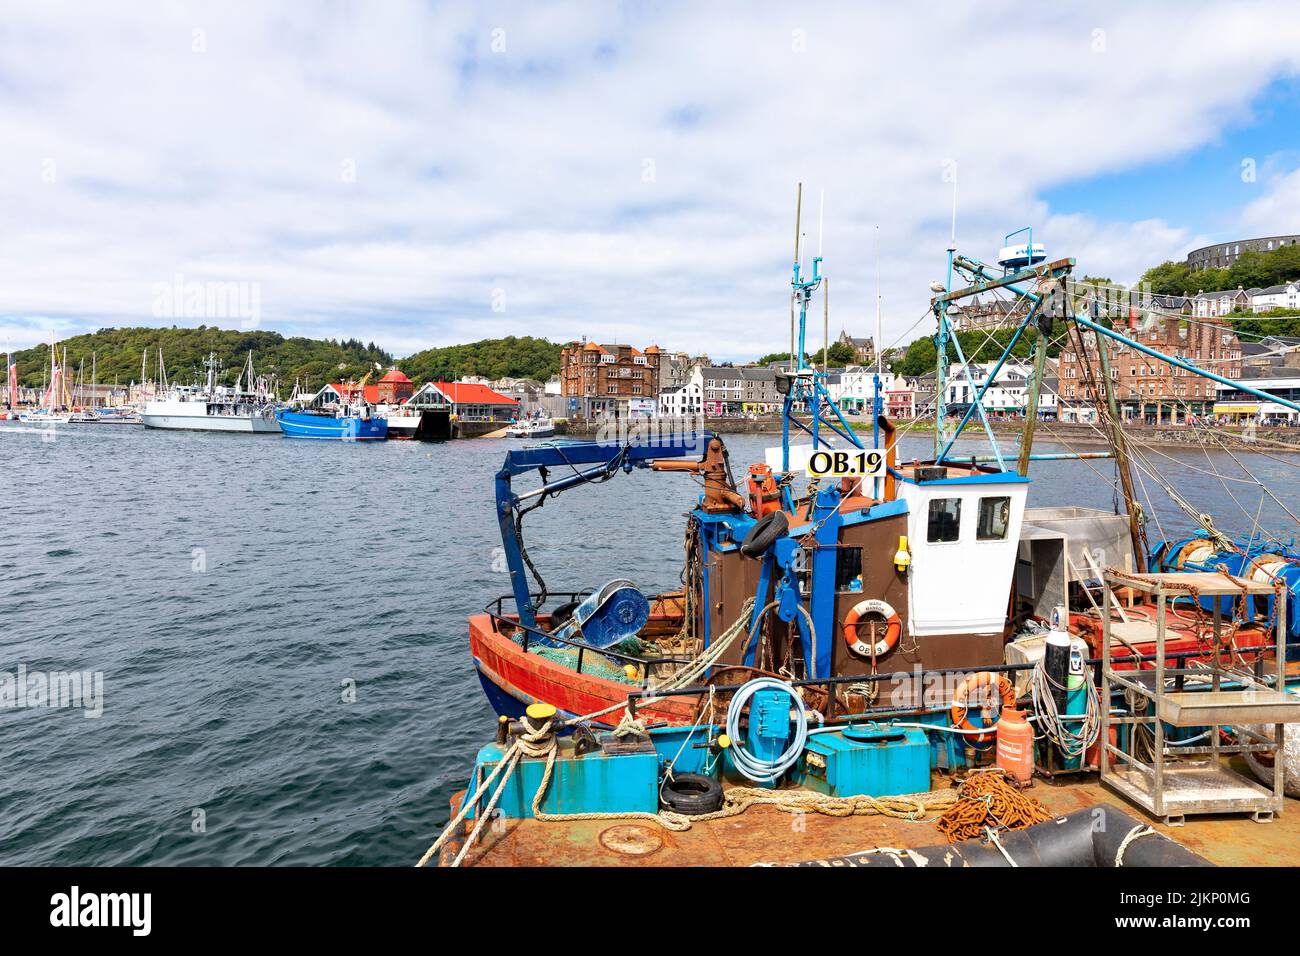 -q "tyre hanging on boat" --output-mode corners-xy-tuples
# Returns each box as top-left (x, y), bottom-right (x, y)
(843, 598), (901, 658)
